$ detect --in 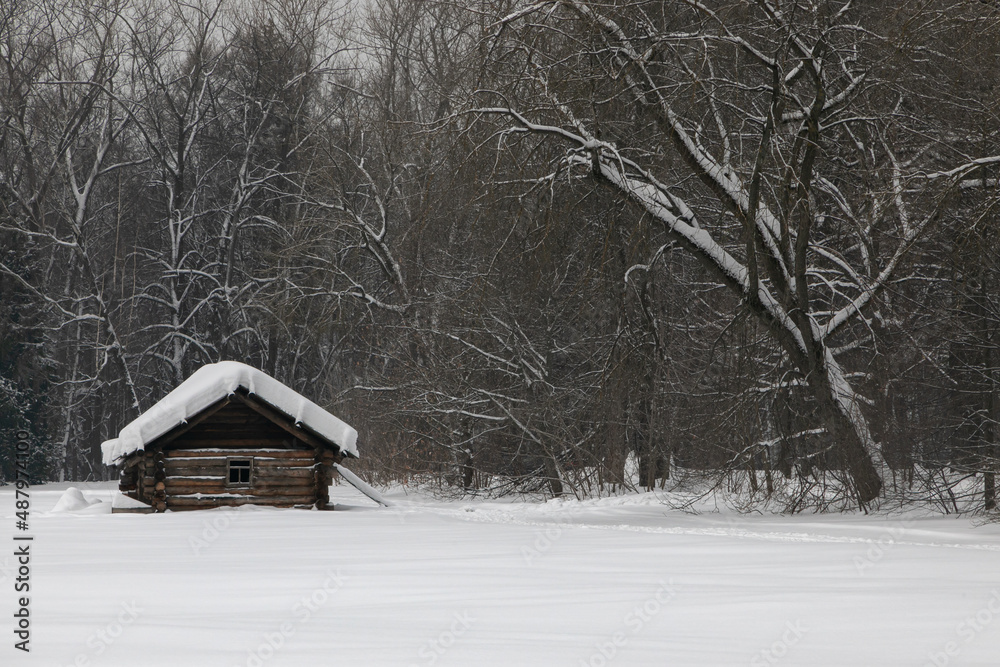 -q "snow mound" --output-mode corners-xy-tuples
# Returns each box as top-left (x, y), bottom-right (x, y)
(101, 361), (359, 465)
(52, 487), (110, 514)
